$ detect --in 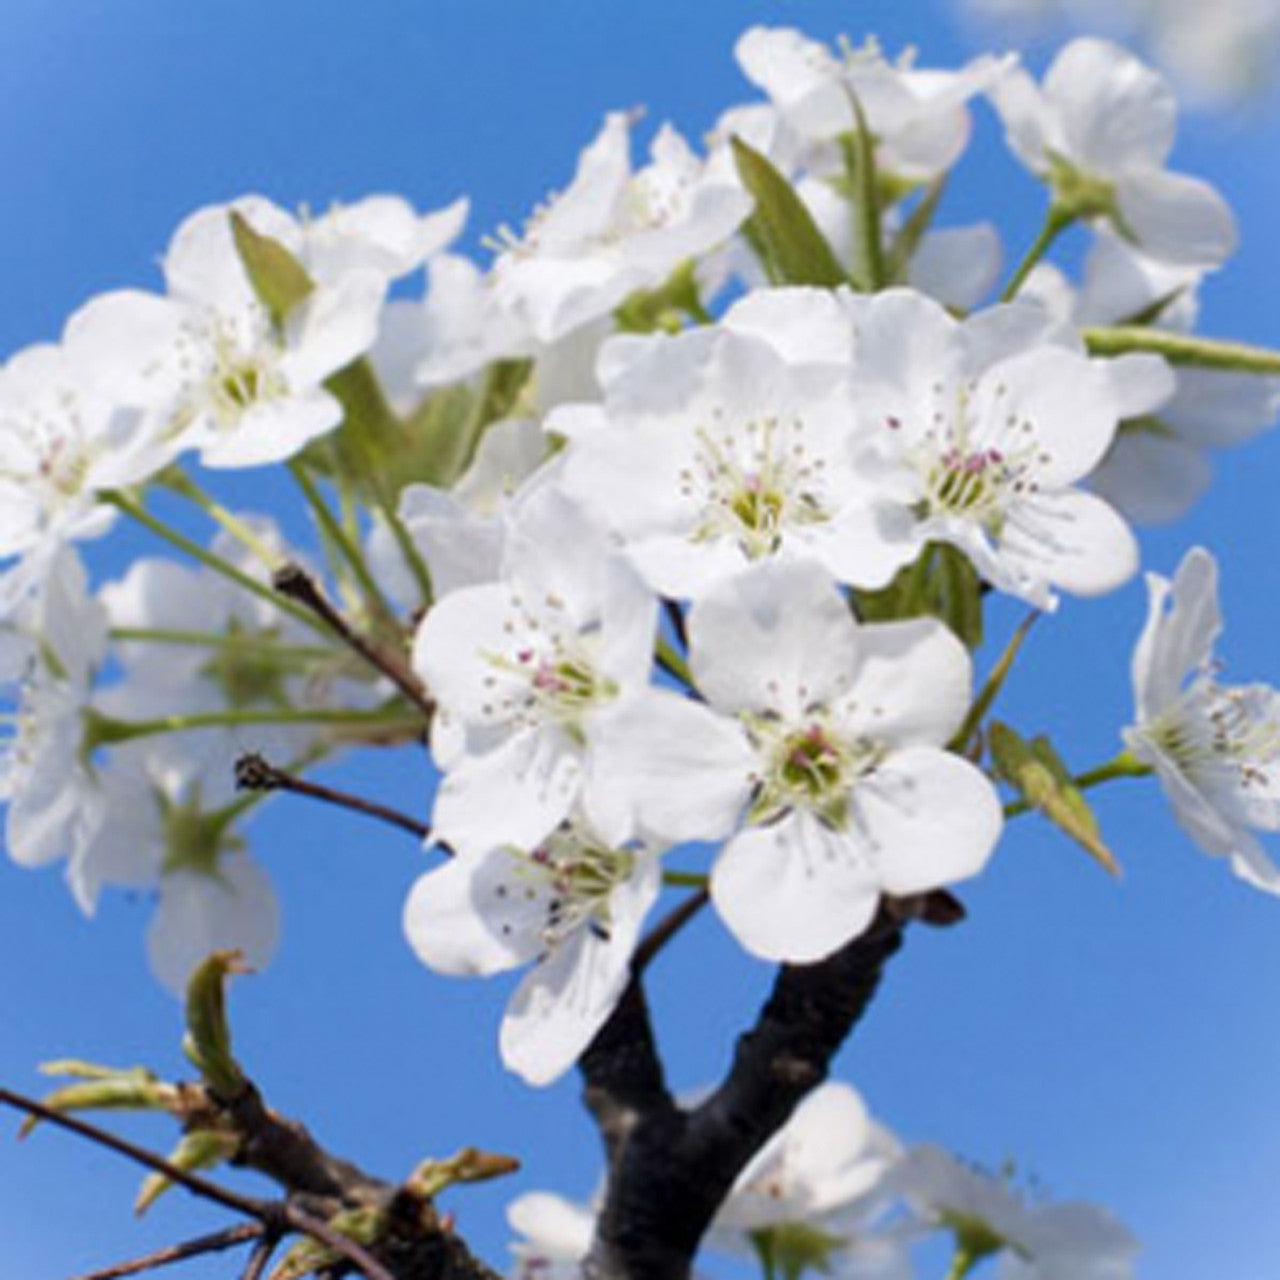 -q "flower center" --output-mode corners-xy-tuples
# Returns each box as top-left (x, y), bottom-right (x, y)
(747, 715), (884, 830)
(526, 830), (637, 948)
(1142, 677), (1280, 798)
(685, 413), (830, 560)
(901, 381), (1047, 538)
